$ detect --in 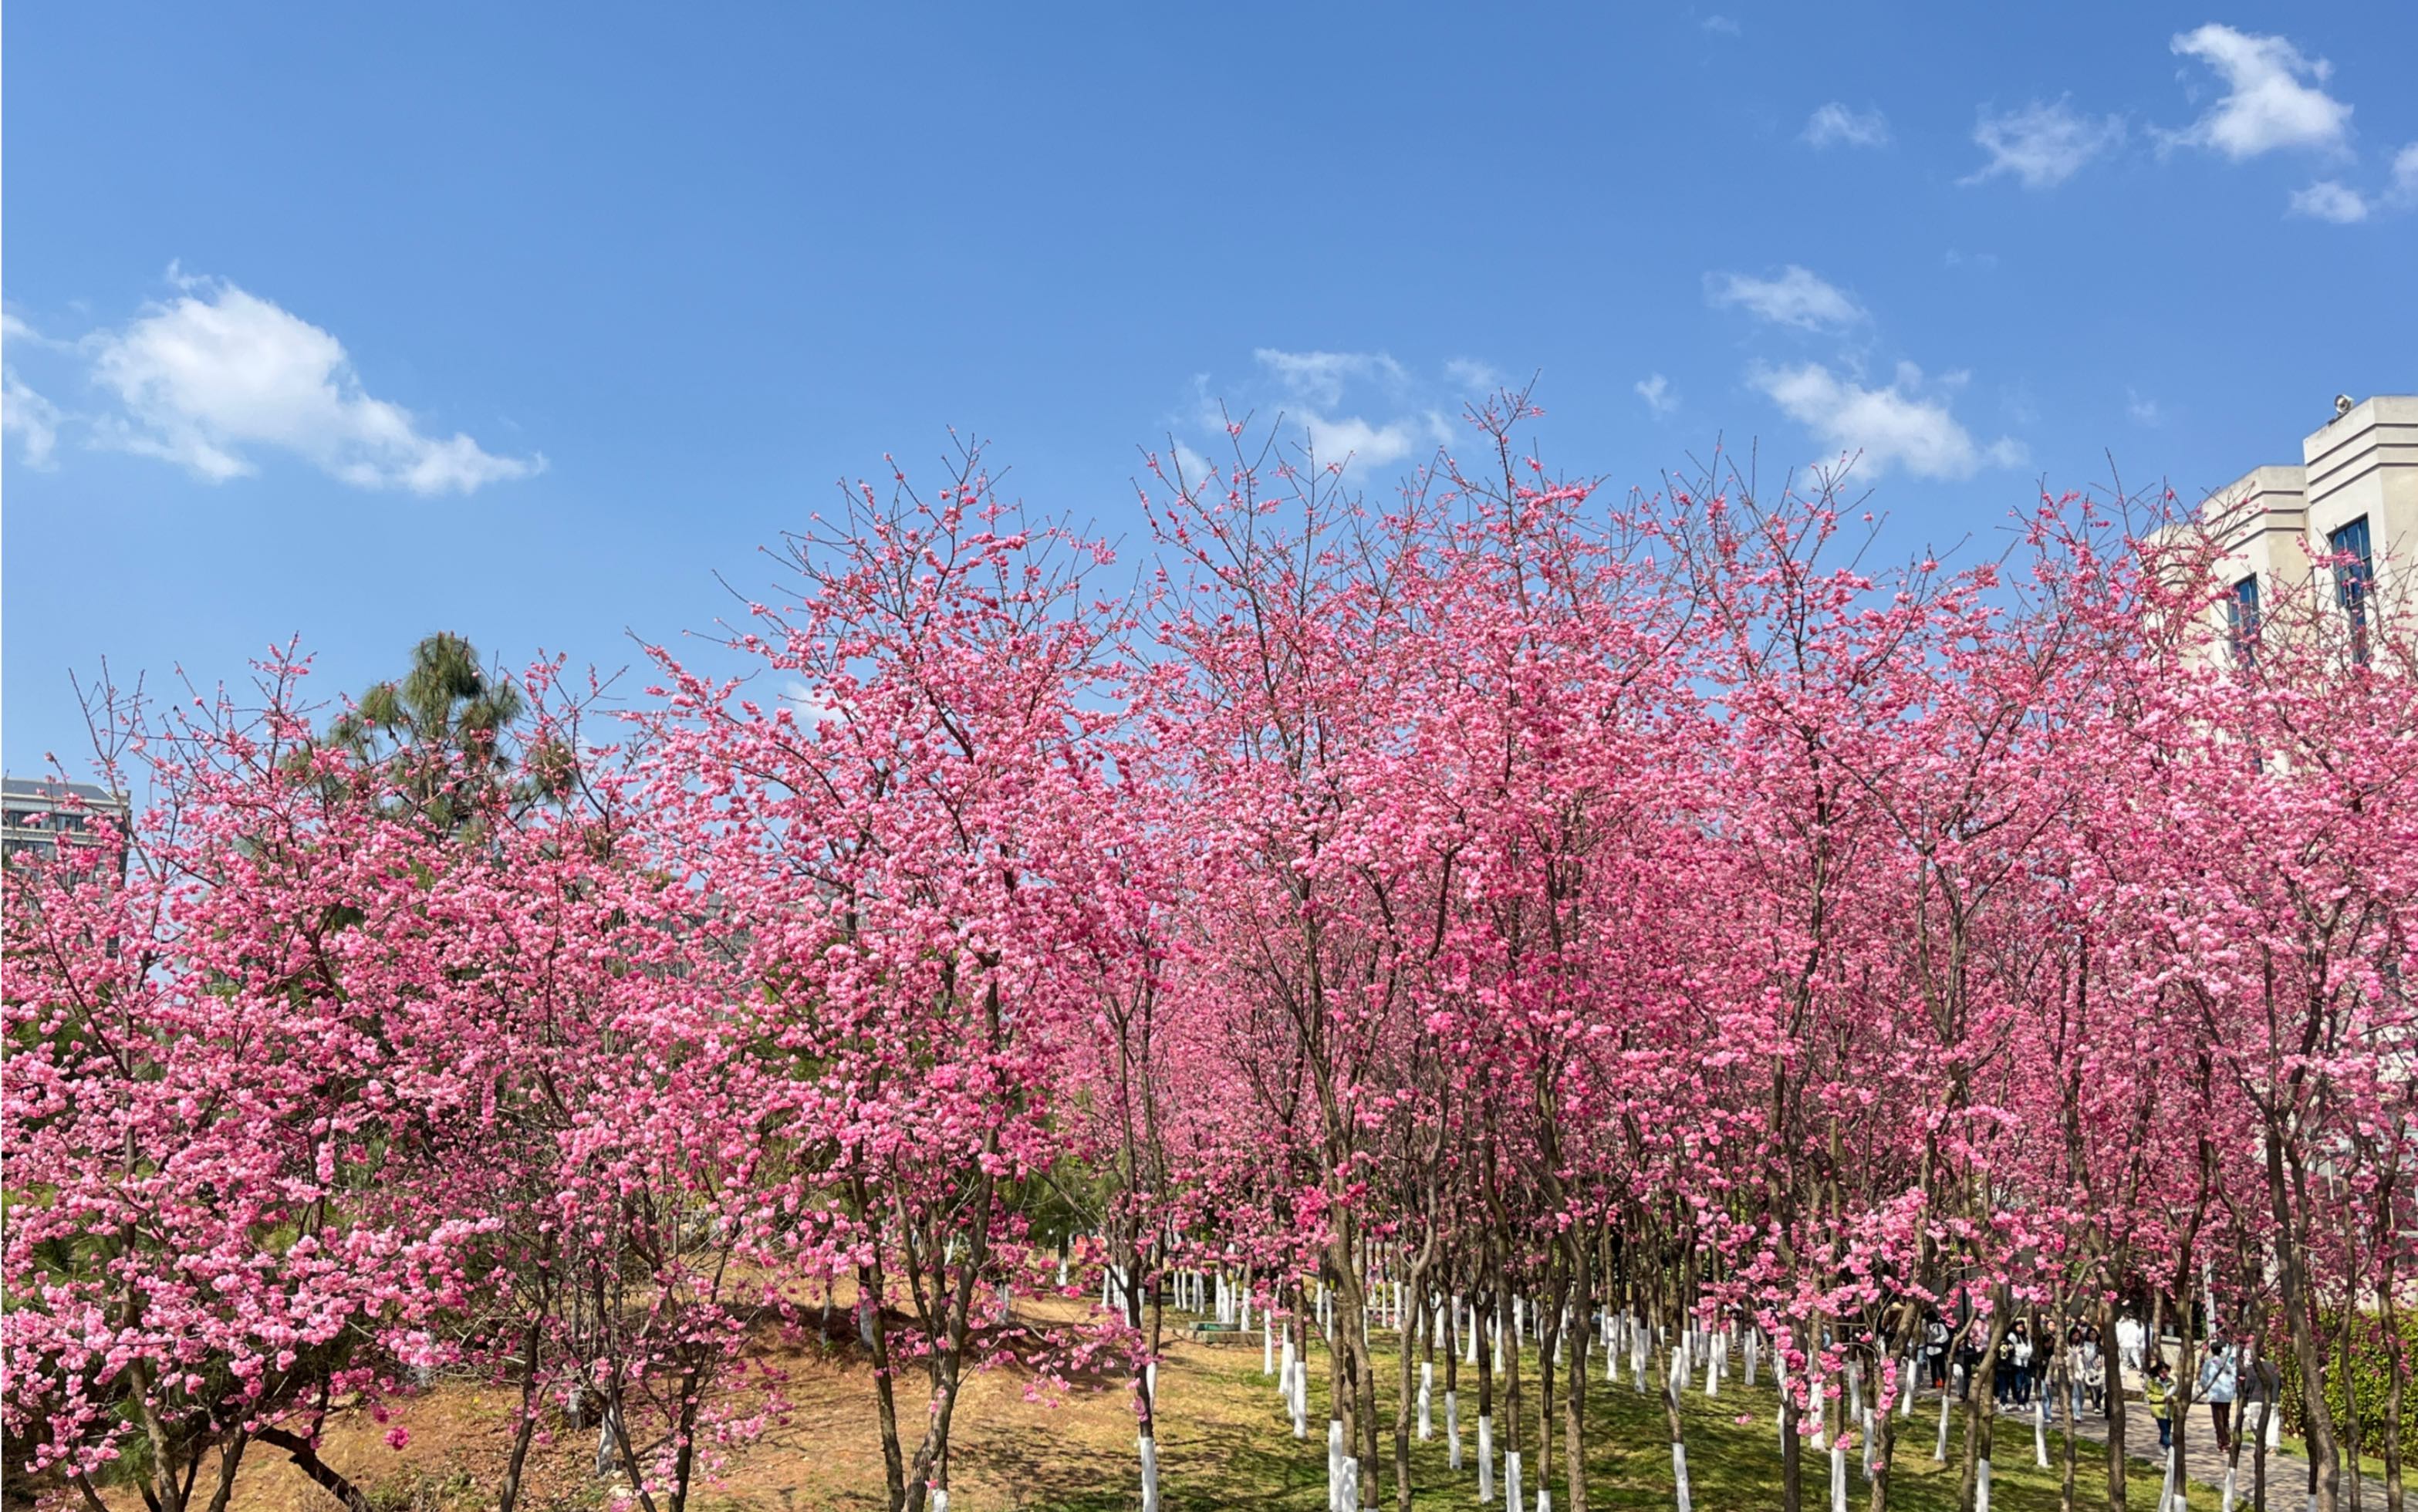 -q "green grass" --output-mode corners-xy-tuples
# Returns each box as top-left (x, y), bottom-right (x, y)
(1033, 1333), (2247, 1512)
